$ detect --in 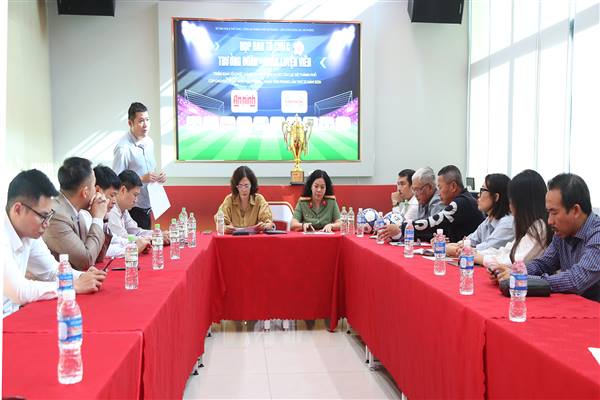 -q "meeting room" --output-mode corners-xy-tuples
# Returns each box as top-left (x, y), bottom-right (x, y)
(1, 0), (599, 399)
